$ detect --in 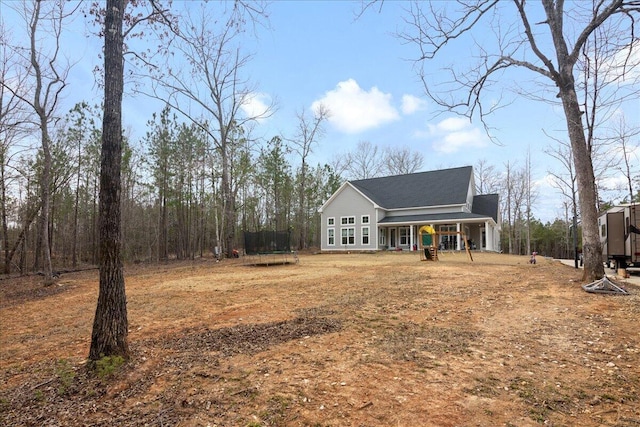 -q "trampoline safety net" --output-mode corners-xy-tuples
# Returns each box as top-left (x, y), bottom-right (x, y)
(243, 230), (291, 255)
